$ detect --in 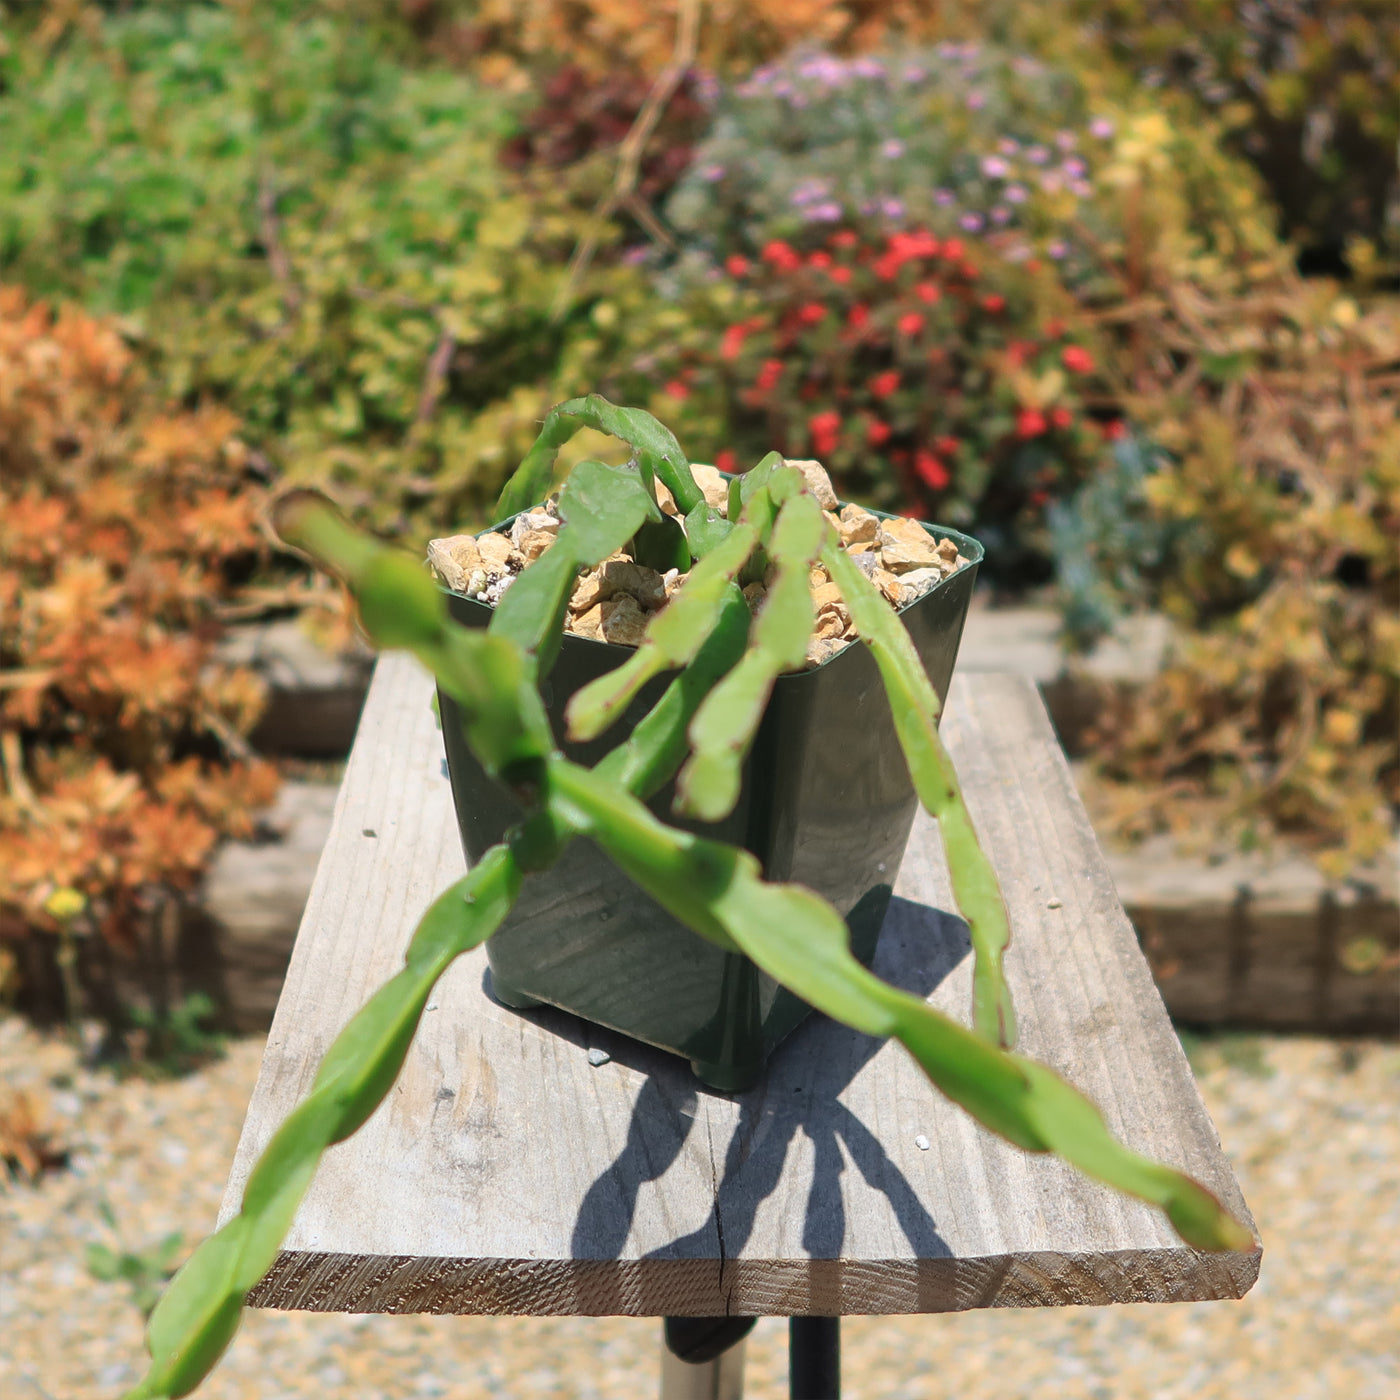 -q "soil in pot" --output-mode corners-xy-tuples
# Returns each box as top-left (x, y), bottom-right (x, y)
(430, 460), (982, 1092)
